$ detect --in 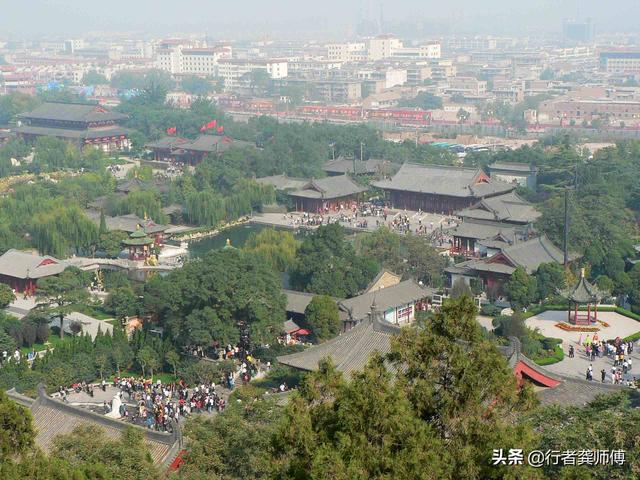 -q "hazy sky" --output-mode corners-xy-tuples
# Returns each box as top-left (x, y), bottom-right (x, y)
(1, 0), (639, 38)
